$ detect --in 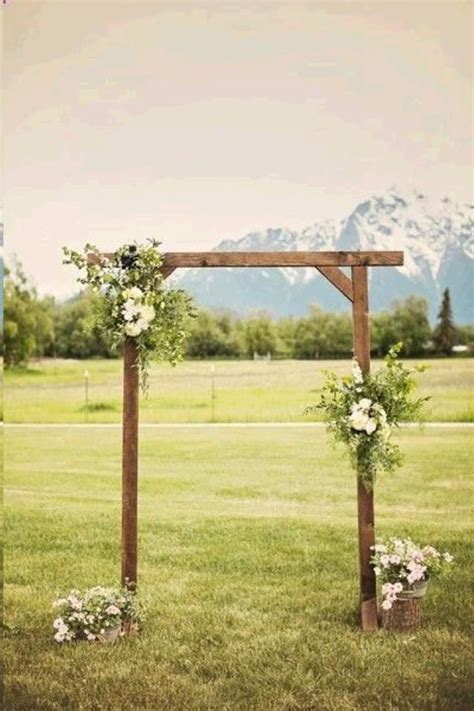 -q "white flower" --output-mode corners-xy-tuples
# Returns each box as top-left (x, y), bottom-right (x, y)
(53, 598), (67, 608)
(351, 360), (364, 384)
(373, 566), (381, 576)
(54, 632), (65, 643)
(358, 398), (372, 410)
(53, 618), (64, 629)
(381, 599), (393, 611)
(135, 318), (150, 333)
(407, 565), (425, 584)
(123, 287), (143, 301)
(423, 546), (440, 558)
(365, 419), (377, 435)
(393, 582), (403, 593)
(389, 555), (401, 565)
(125, 322), (143, 337)
(67, 595), (82, 611)
(87, 633), (96, 641)
(140, 304), (155, 322)
(349, 411), (369, 431)
(373, 544), (387, 553)
(123, 300), (140, 321)
(106, 605), (121, 616)
(443, 553), (454, 563)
